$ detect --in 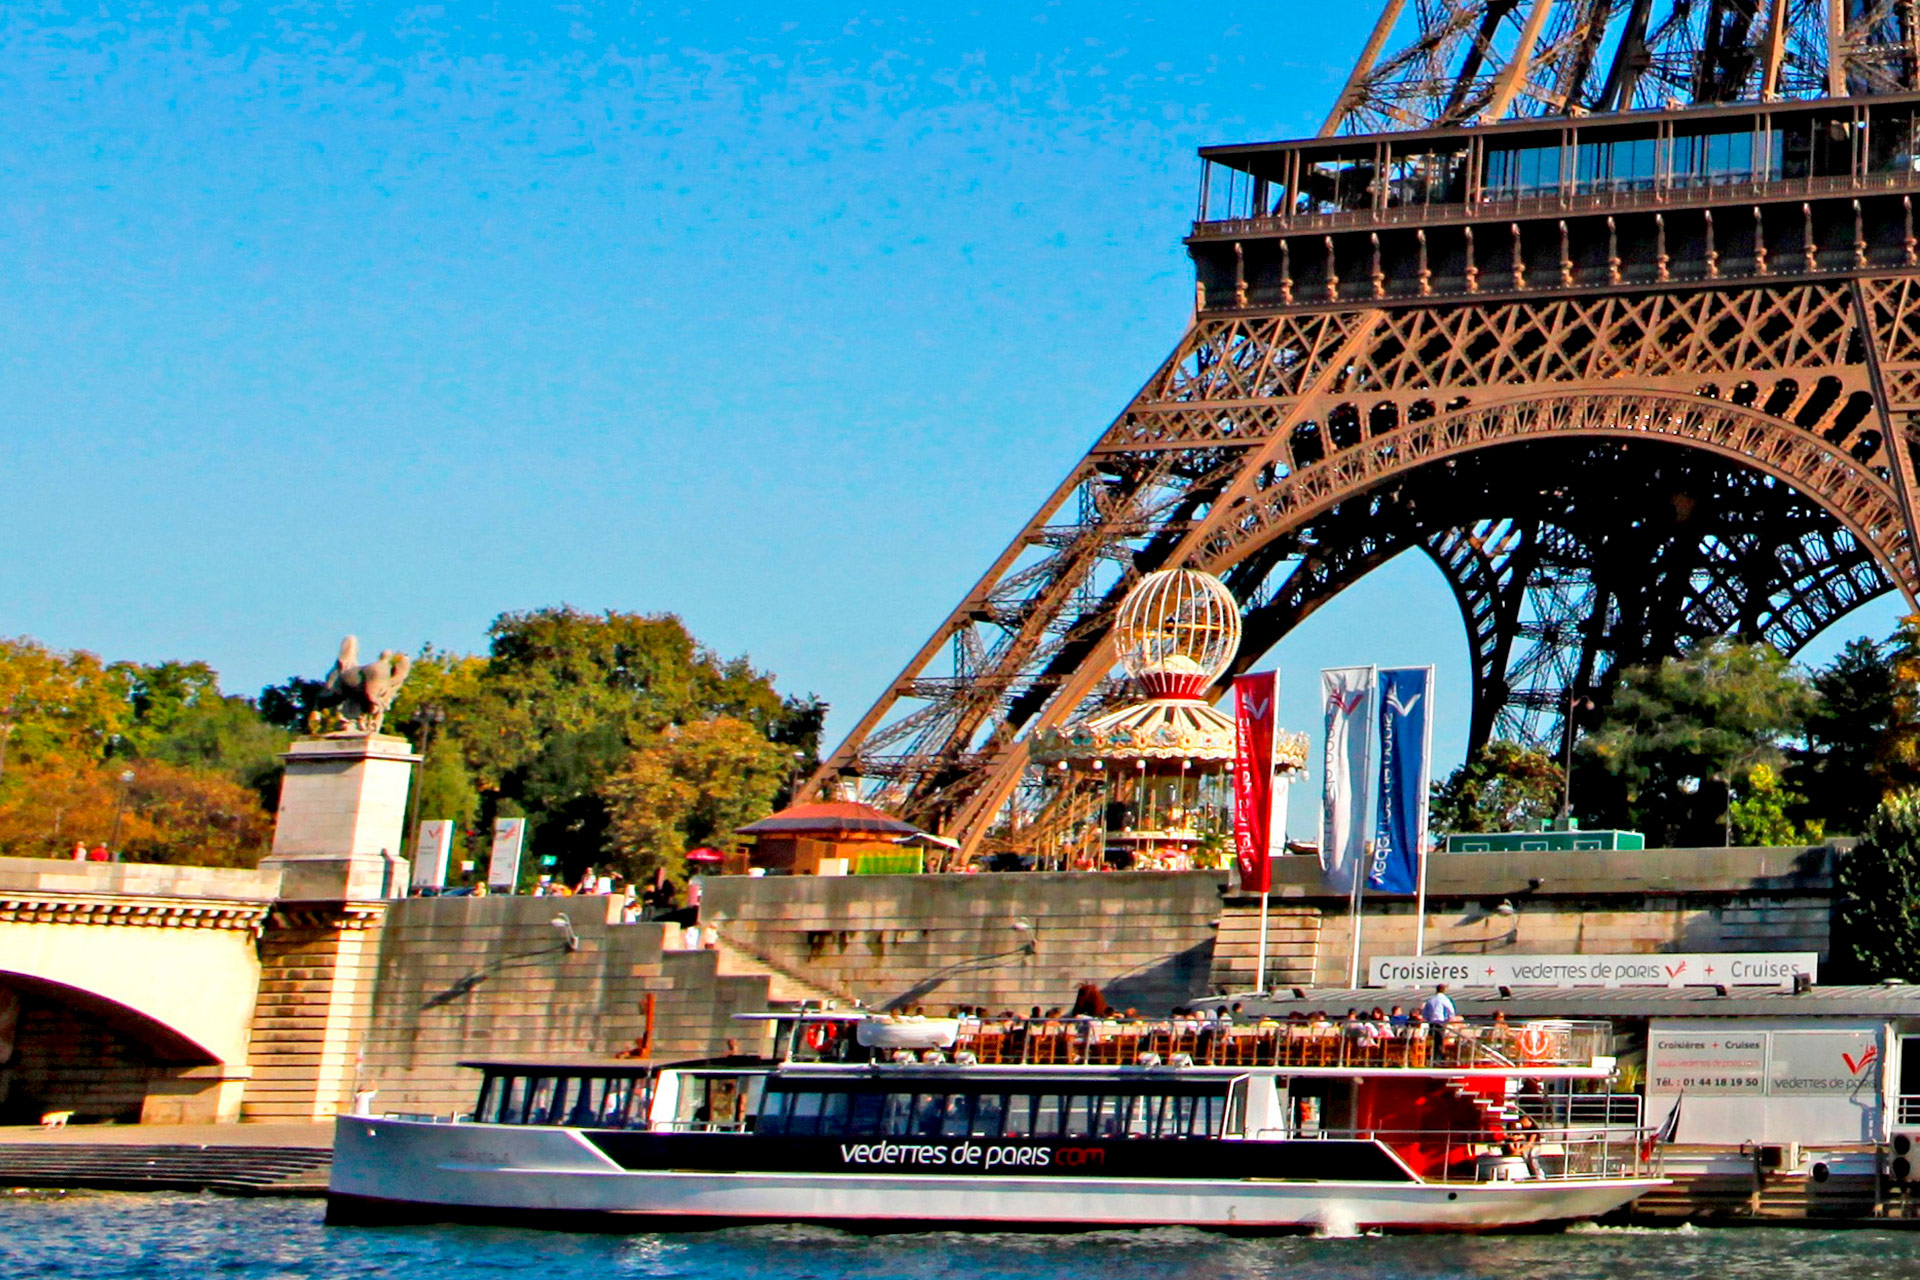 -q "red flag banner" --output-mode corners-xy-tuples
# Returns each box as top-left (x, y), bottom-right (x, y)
(1233, 672), (1278, 894)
